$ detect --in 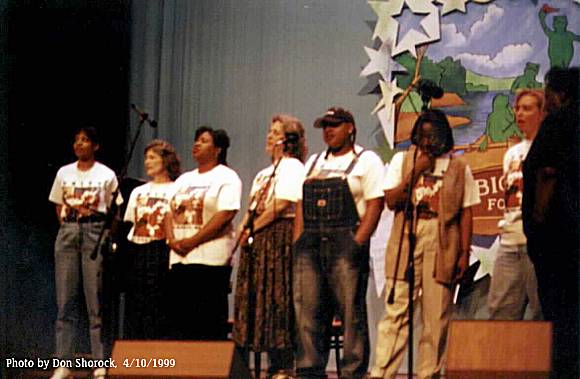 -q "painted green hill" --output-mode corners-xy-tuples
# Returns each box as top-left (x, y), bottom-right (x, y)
(466, 70), (515, 92)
